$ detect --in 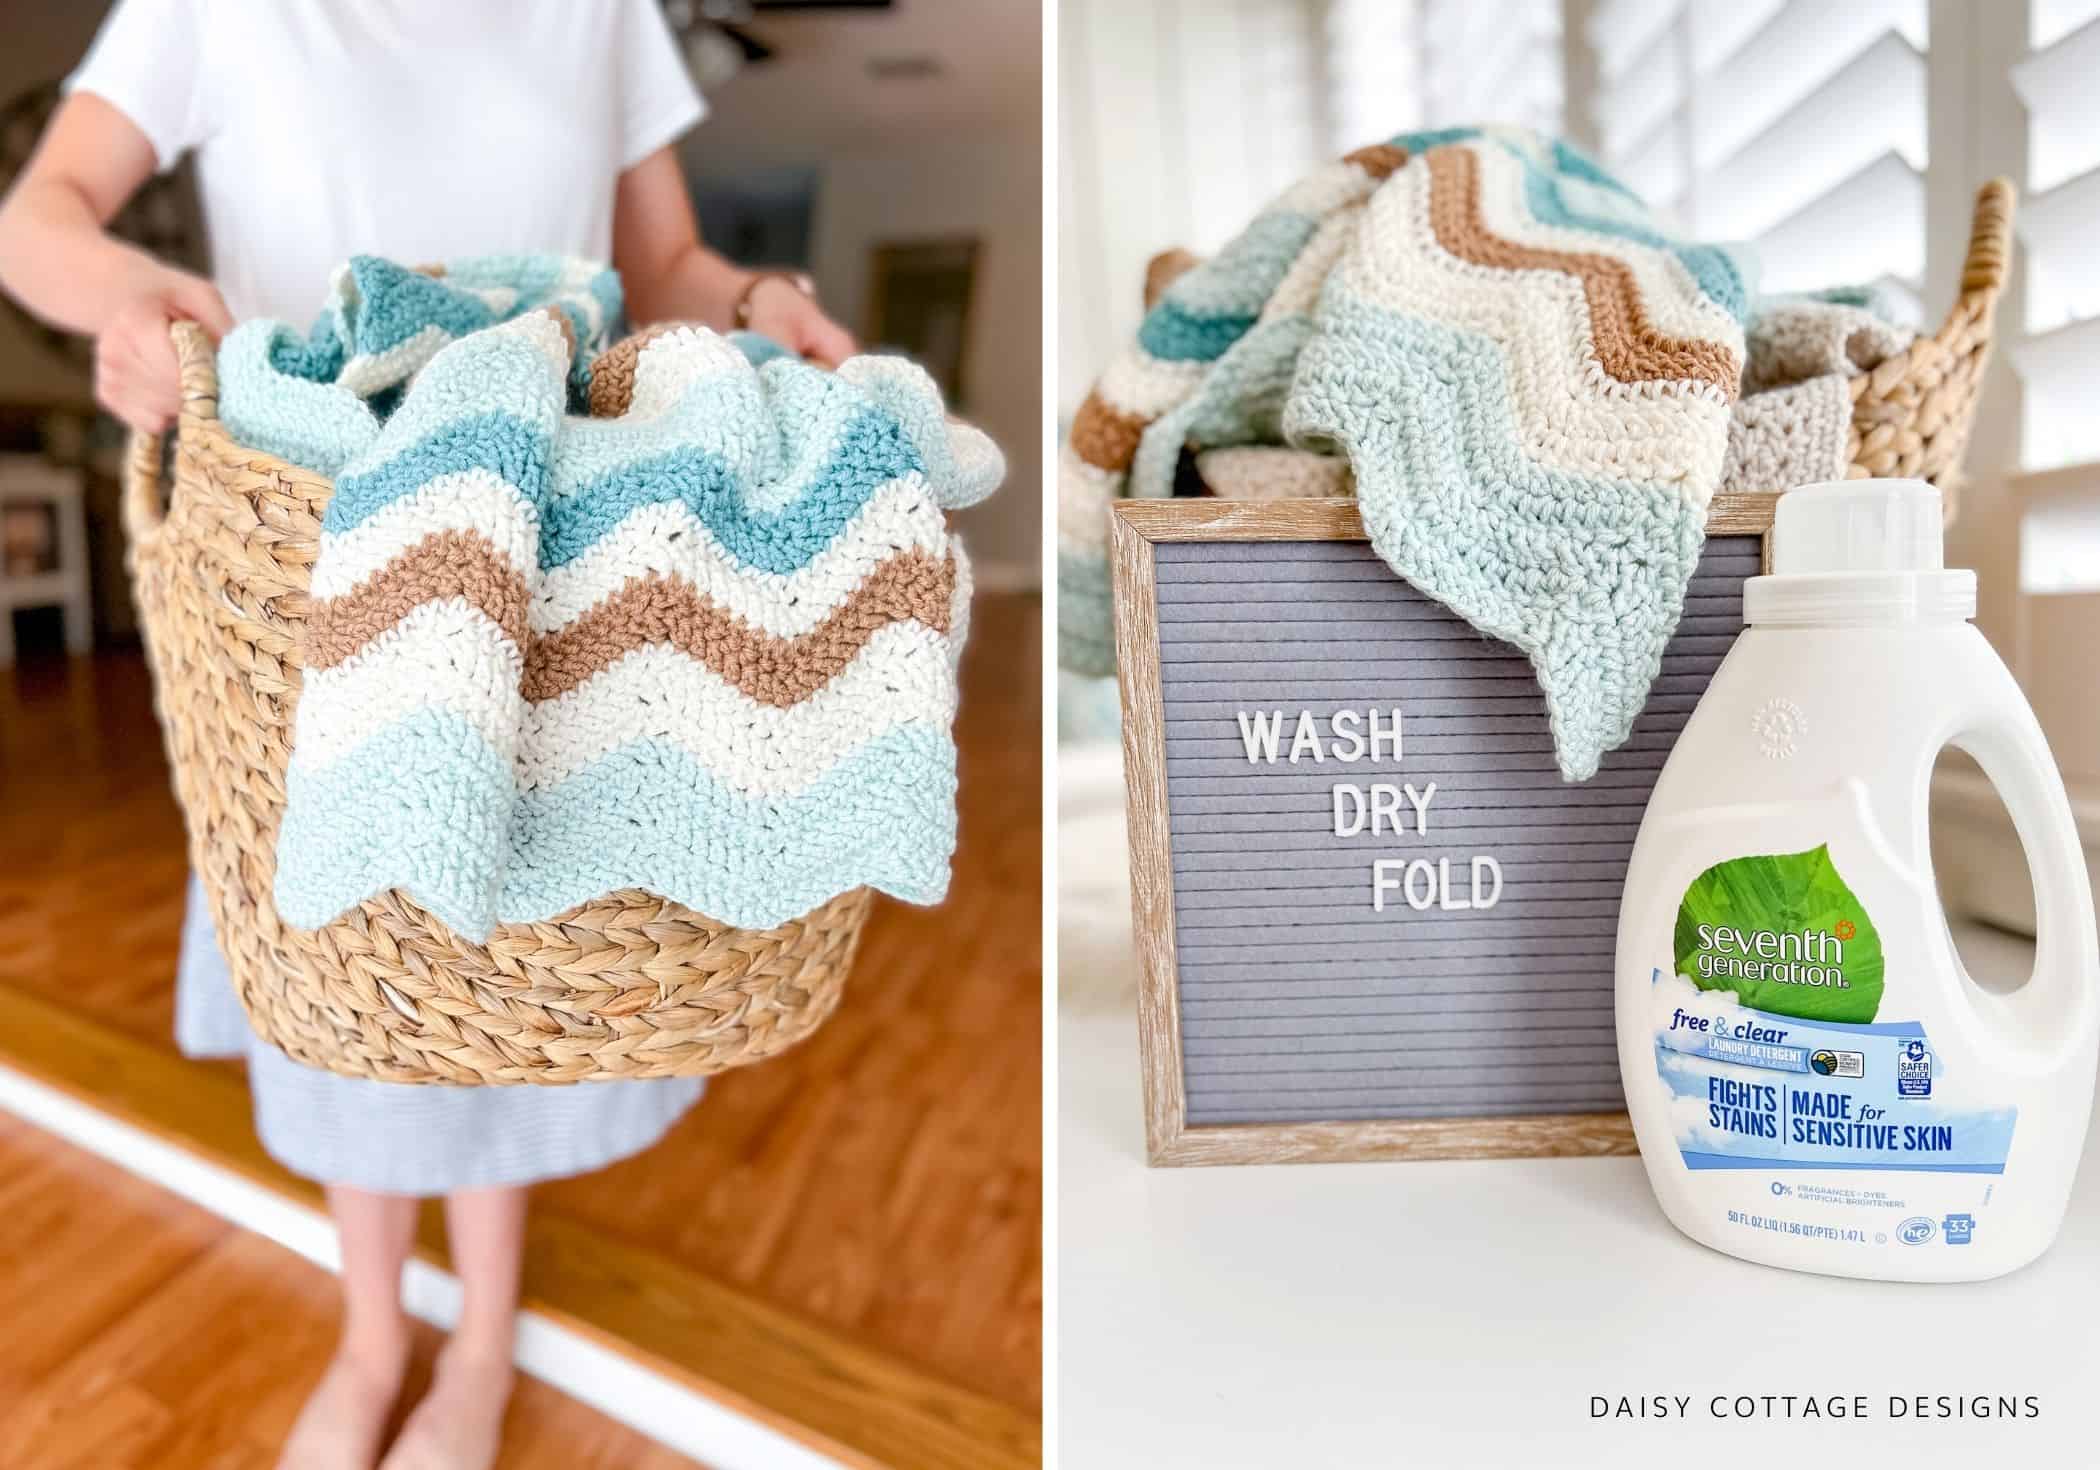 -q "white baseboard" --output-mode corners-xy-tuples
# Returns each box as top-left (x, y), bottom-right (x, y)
(0, 1060), (841, 1470)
